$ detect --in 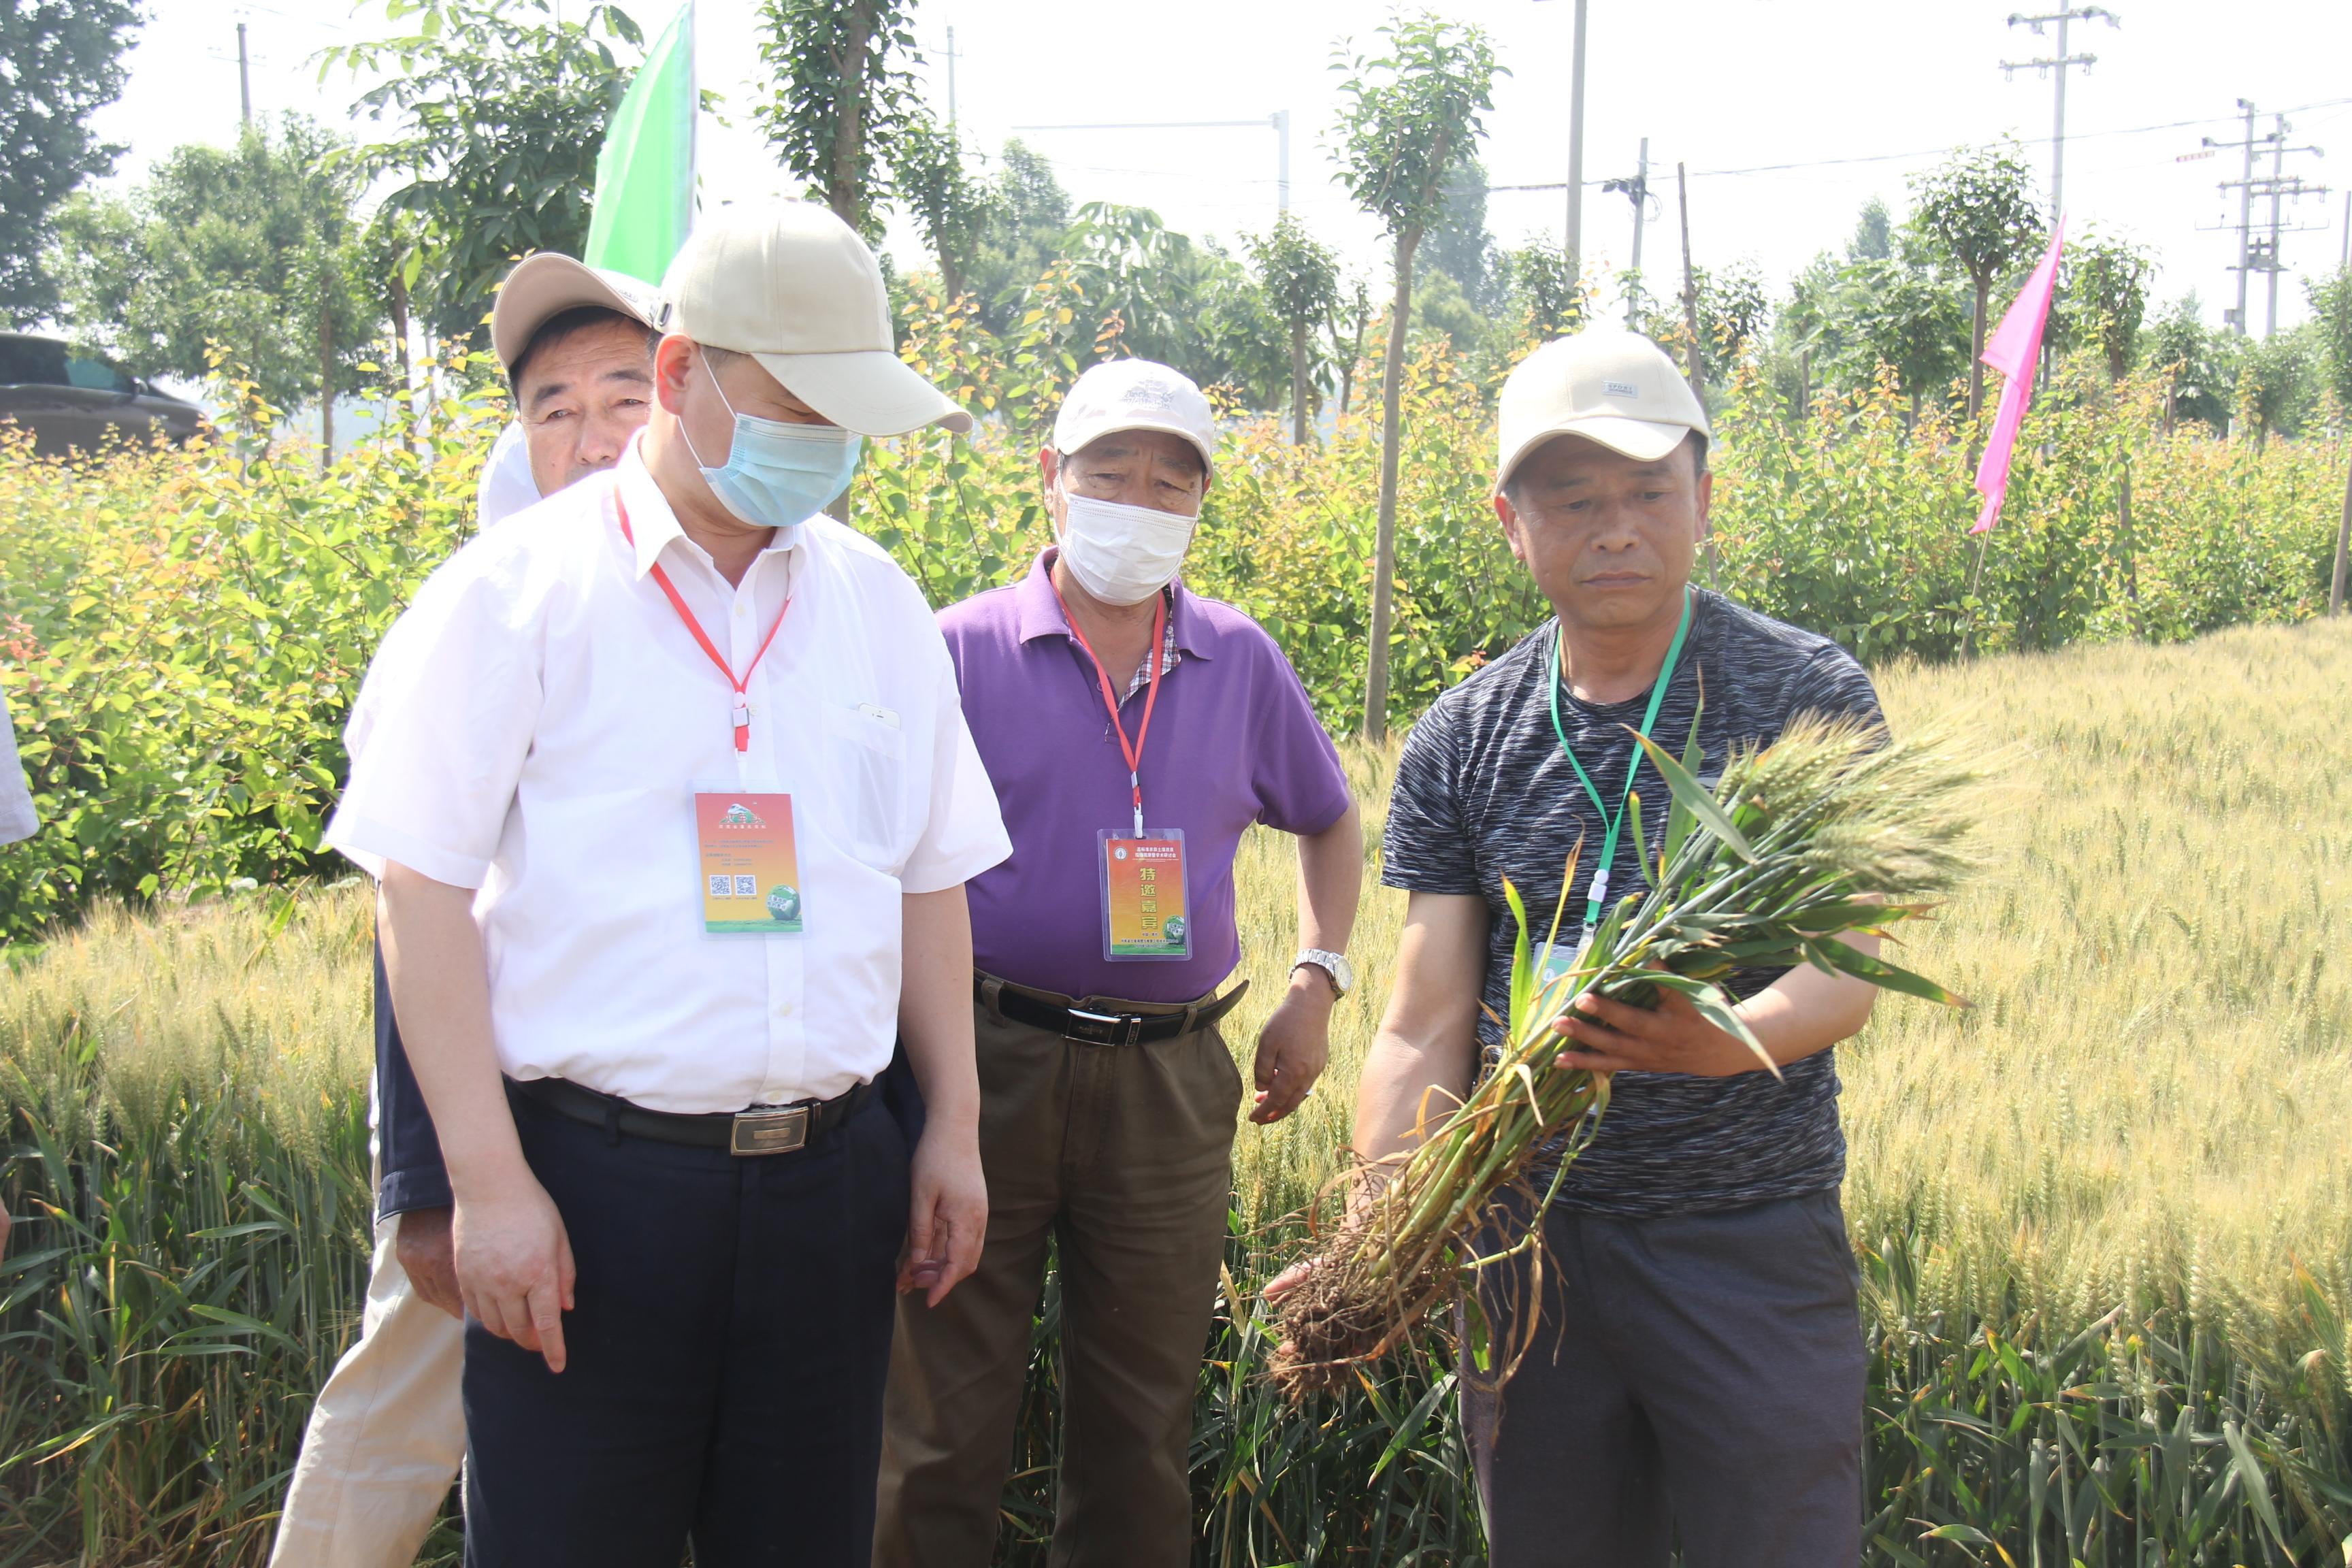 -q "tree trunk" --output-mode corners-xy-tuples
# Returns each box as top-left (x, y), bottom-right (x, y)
(1797, 349), (1810, 422)
(318, 297), (334, 474)
(1290, 319), (1309, 446)
(1966, 273), (1990, 421)
(2119, 461), (2142, 638)
(2332, 457), (2351, 617)
(827, 2), (875, 226)
(1362, 229), (1420, 742)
